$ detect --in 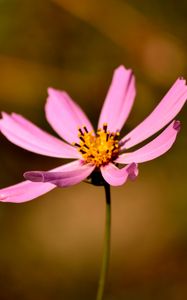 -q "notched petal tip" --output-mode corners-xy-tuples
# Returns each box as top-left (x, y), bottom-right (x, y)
(24, 171), (44, 182)
(47, 87), (66, 98)
(173, 120), (181, 132)
(1, 111), (8, 120)
(0, 191), (12, 202)
(126, 162), (139, 181)
(0, 193), (8, 201)
(115, 64), (132, 73)
(178, 76), (186, 84)
(47, 87), (55, 95)
(47, 87), (65, 99)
